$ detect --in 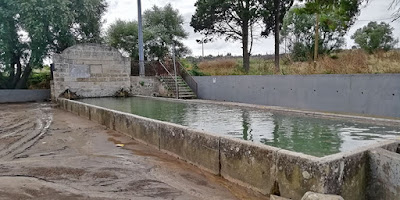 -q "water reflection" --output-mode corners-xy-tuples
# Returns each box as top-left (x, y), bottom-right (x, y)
(79, 97), (400, 157)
